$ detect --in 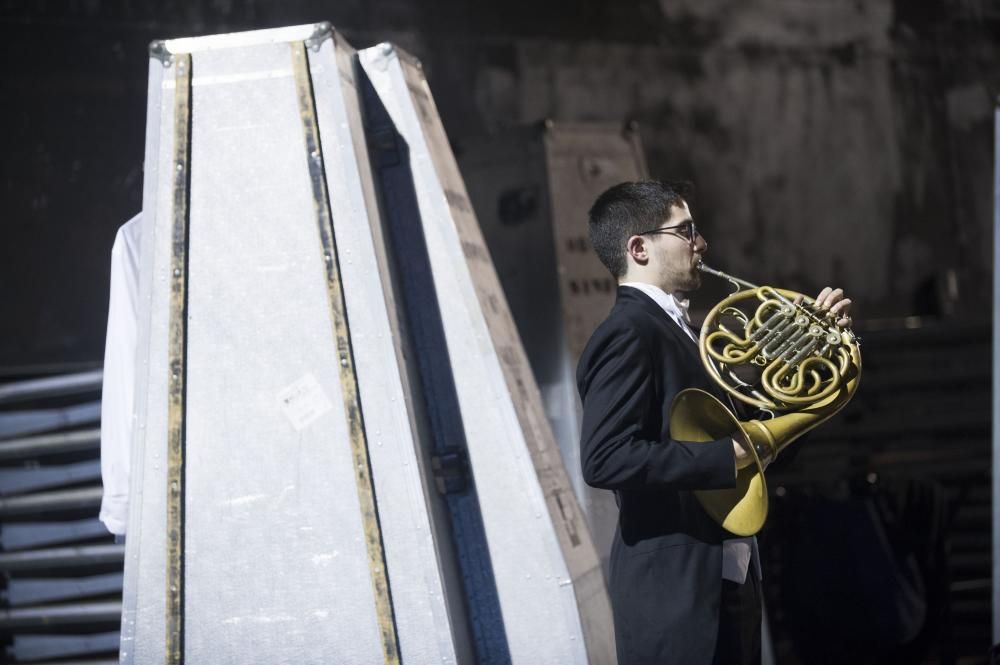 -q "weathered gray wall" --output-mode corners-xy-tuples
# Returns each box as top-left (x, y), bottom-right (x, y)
(455, 0), (999, 319)
(1, 0), (996, 365)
